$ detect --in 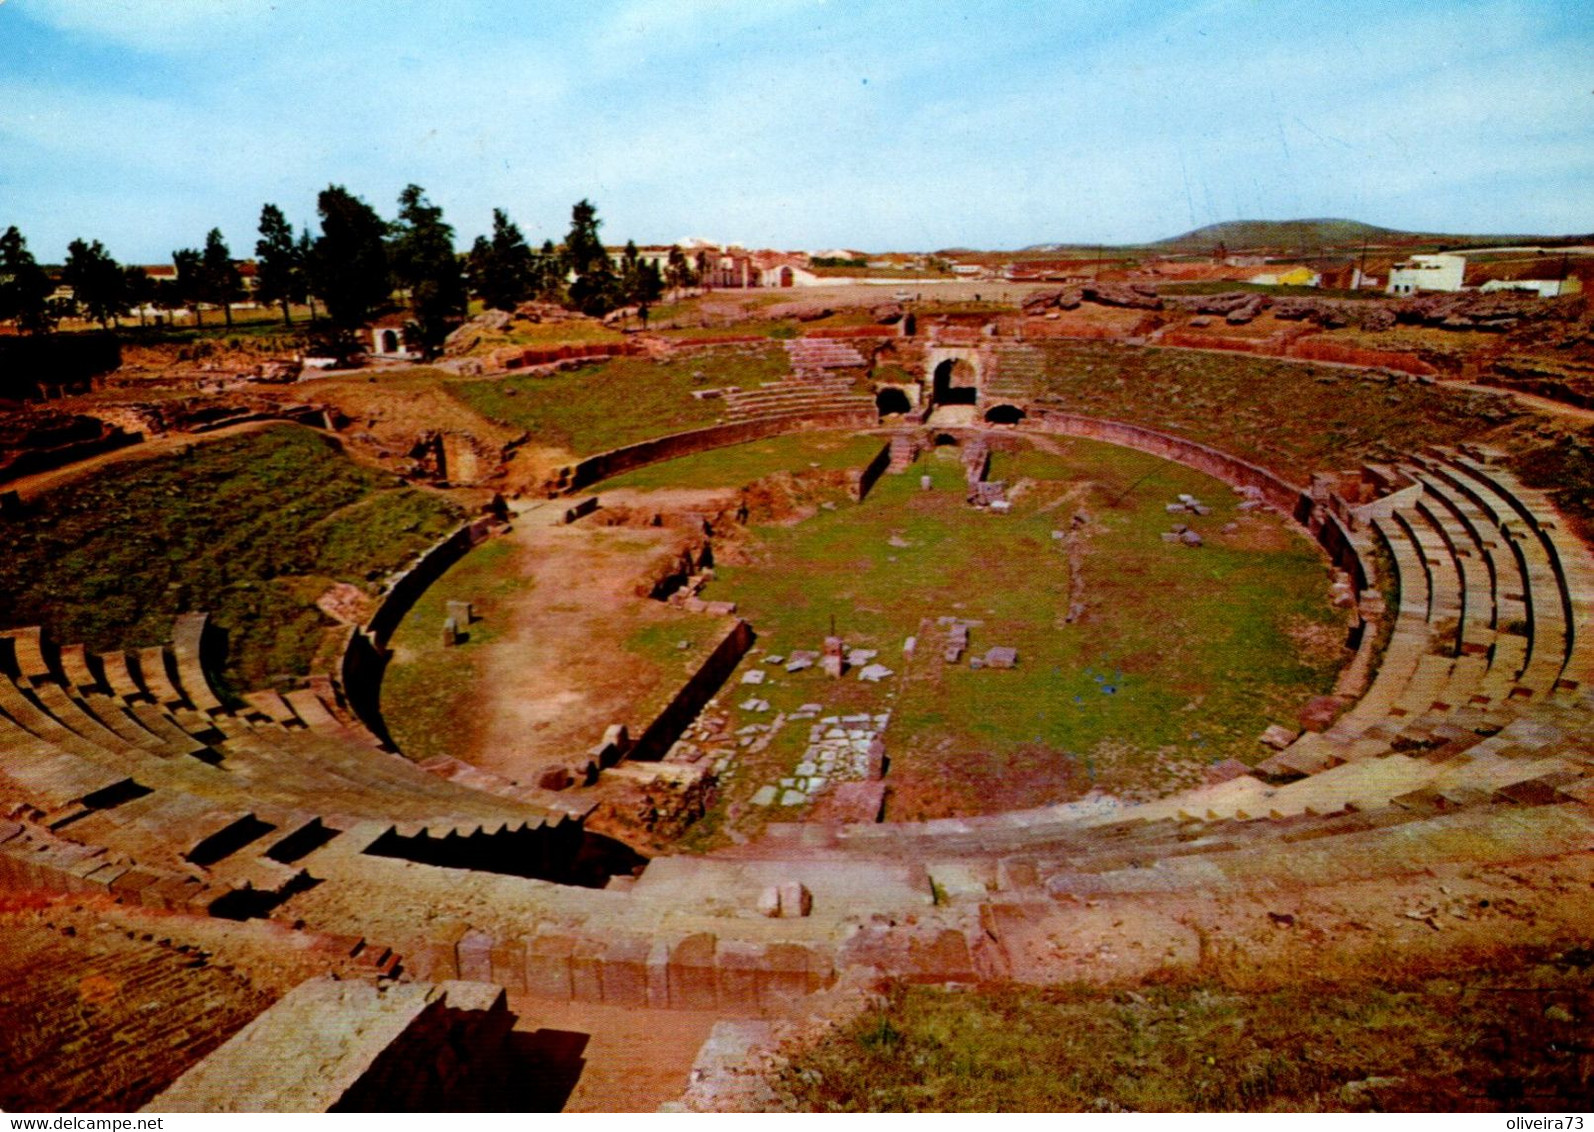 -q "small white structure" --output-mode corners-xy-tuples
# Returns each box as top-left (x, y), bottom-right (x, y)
(1387, 253), (1466, 295)
(1480, 277), (1581, 298)
(369, 315), (421, 361)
